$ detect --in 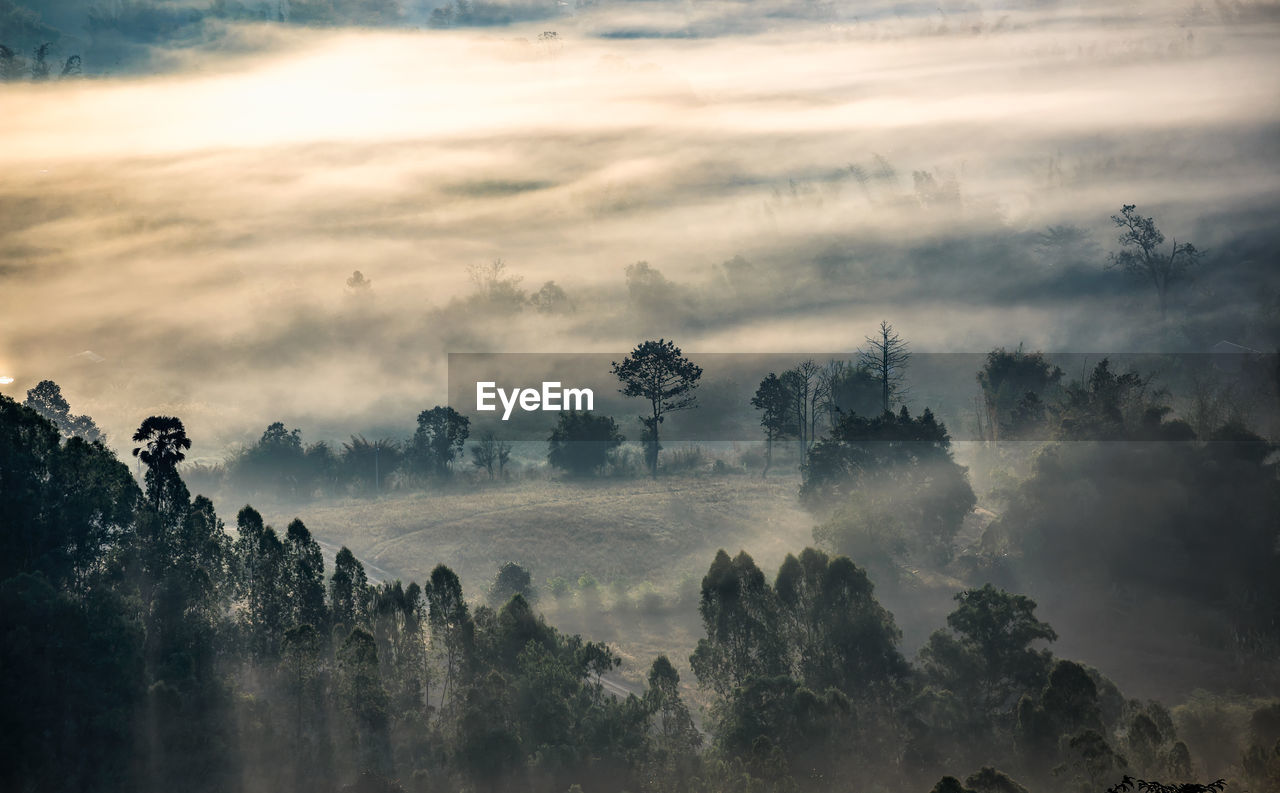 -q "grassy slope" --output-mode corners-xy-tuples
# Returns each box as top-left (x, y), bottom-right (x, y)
(231, 472), (835, 690)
